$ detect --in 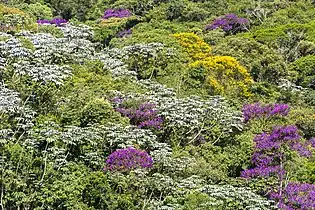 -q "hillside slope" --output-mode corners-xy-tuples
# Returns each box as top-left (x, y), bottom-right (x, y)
(0, 1), (315, 209)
